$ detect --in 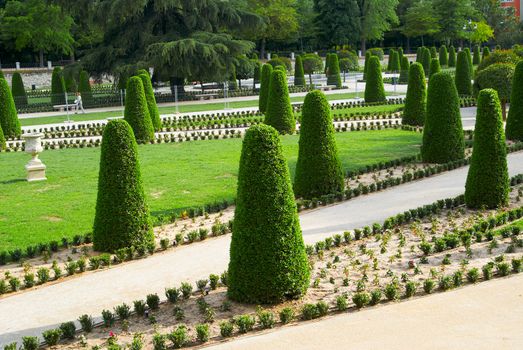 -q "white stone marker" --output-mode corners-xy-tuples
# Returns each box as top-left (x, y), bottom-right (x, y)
(23, 133), (47, 182)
